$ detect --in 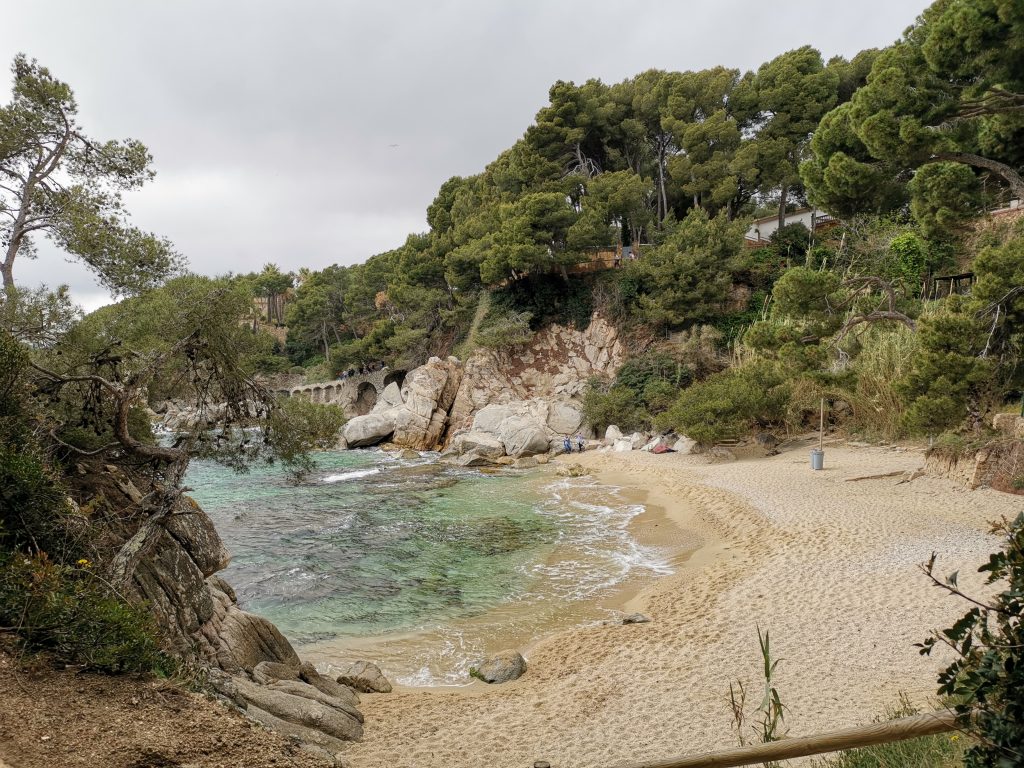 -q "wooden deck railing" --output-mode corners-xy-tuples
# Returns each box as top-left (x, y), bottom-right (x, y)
(603, 711), (957, 768)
